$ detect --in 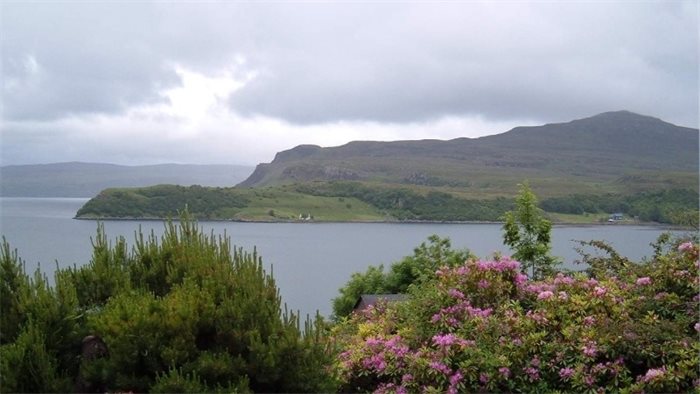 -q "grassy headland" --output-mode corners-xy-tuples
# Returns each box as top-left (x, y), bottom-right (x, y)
(75, 182), (698, 227)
